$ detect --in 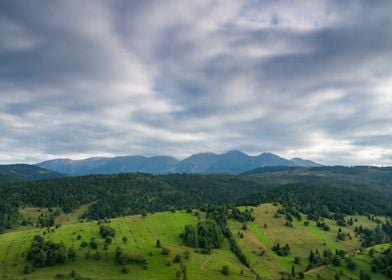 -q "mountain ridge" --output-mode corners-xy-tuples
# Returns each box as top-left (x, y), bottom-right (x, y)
(36, 151), (322, 175)
(0, 164), (66, 182)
